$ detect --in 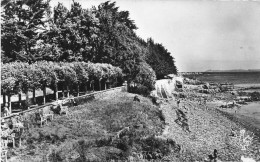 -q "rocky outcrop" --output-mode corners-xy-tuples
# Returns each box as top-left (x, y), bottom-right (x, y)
(151, 76), (184, 99)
